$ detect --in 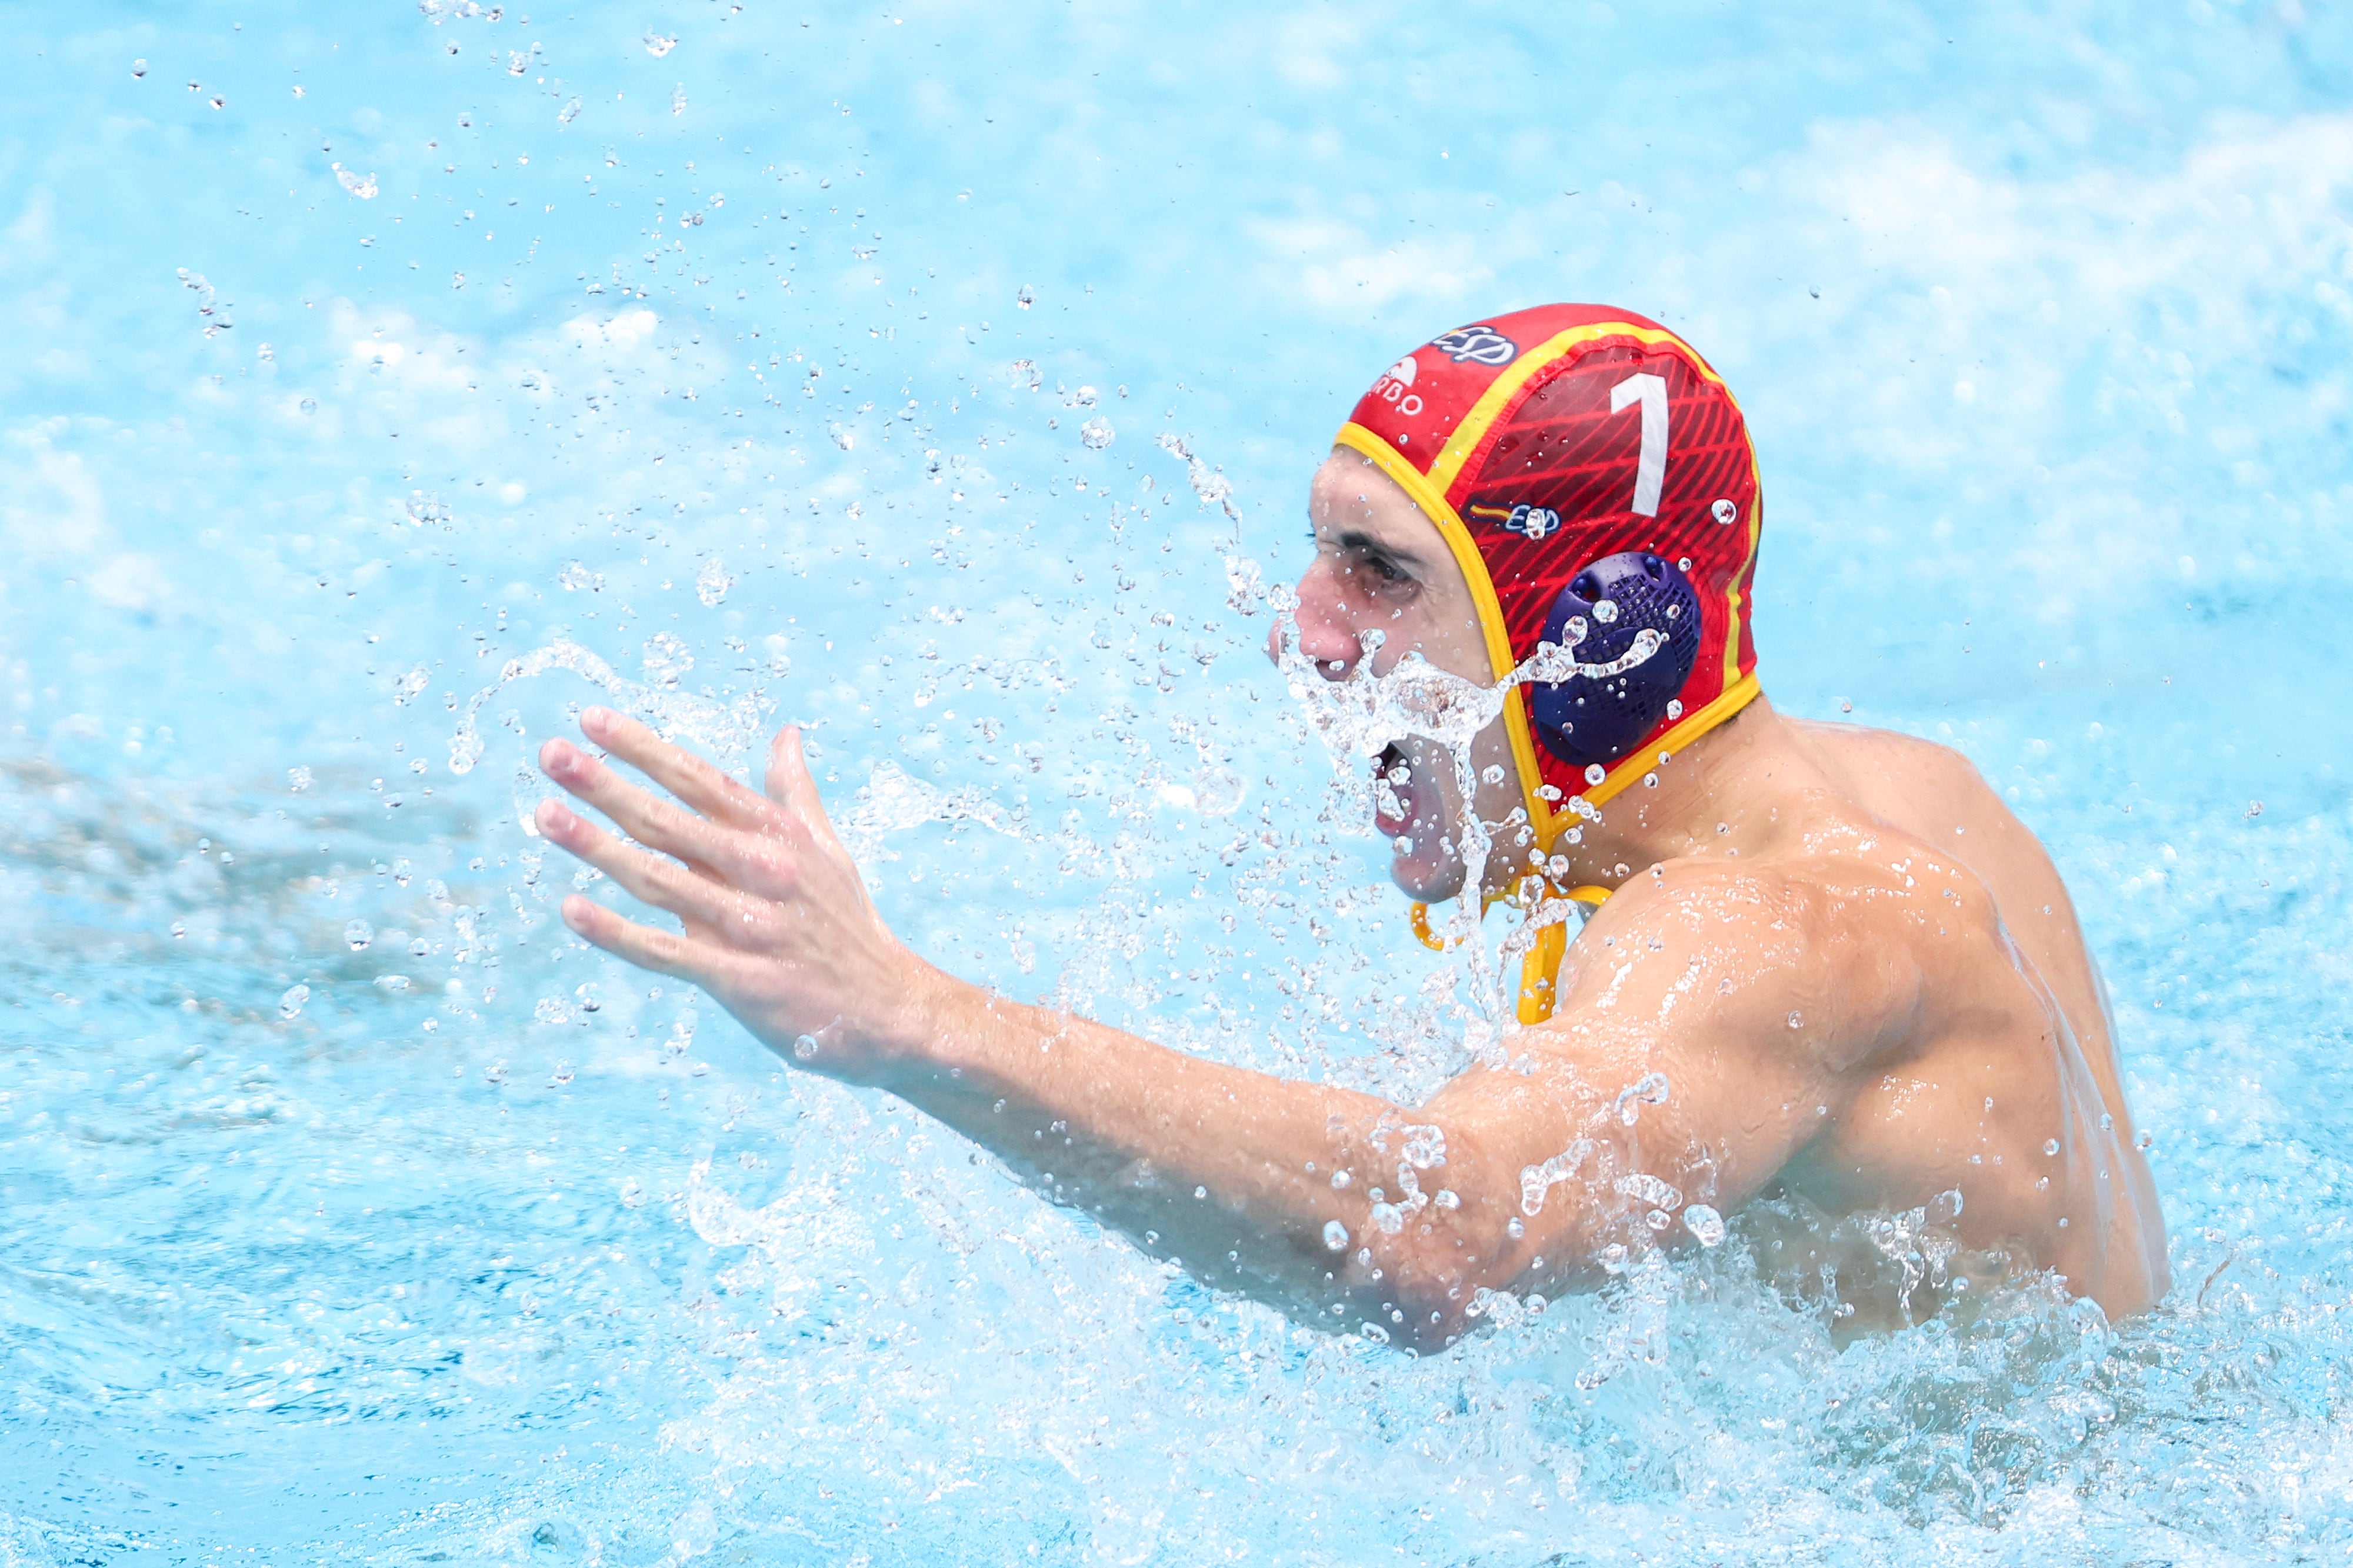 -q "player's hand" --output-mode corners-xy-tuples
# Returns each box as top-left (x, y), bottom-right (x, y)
(533, 709), (939, 1082)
